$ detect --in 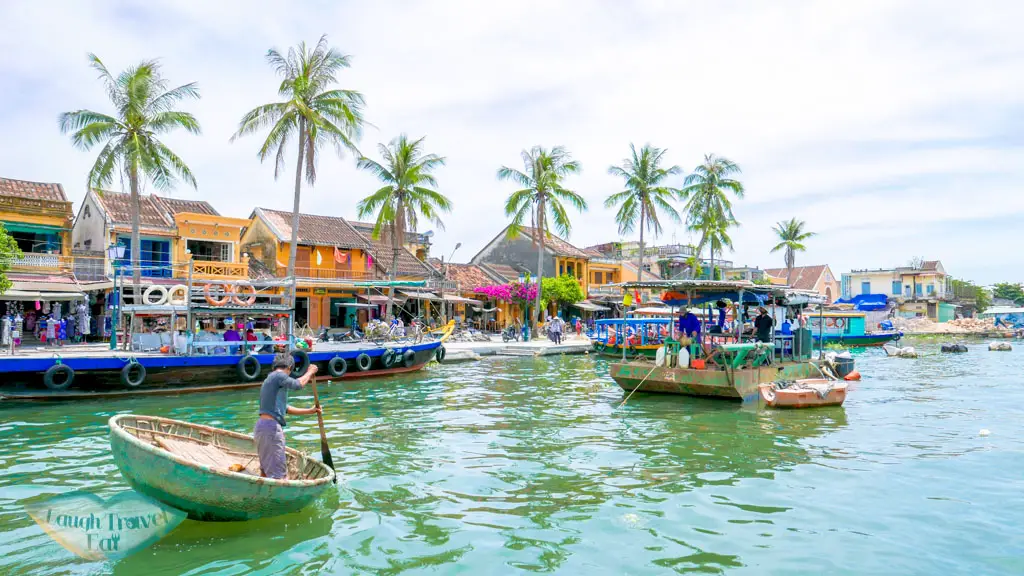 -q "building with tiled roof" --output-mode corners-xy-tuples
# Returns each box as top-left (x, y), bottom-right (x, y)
(0, 177), (77, 288)
(765, 264), (838, 302)
(72, 189), (250, 284)
(348, 220), (433, 261)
